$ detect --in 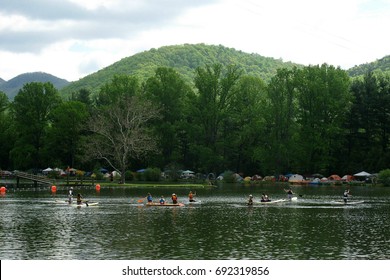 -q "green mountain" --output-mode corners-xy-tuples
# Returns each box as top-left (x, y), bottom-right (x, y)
(347, 55), (390, 77)
(0, 72), (69, 100)
(61, 43), (300, 95)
